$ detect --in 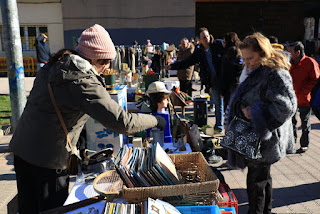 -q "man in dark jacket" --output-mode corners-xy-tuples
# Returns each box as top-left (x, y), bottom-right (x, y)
(166, 27), (224, 133)
(34, 33), (51, 70)
(288, 41), (320, 153)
